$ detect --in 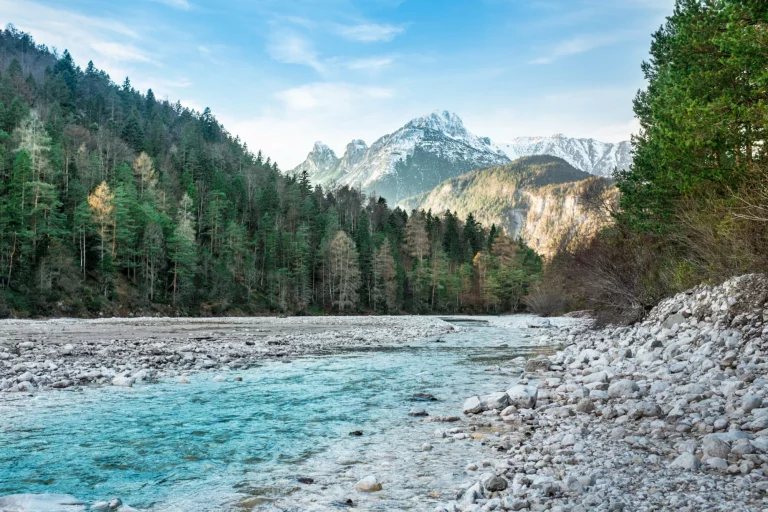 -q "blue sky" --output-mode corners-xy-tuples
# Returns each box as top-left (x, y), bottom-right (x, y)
(3, 0), (673, 168)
